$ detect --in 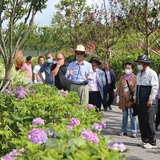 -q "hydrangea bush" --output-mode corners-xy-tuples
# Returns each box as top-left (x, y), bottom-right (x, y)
(0, 84), (126, 160)
(0, 63), (29, 85)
